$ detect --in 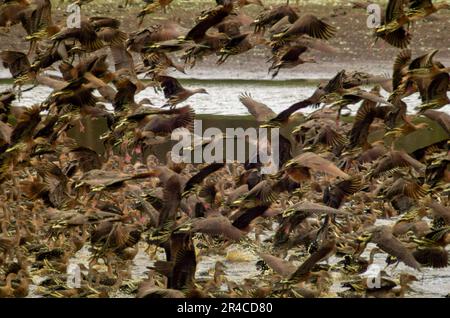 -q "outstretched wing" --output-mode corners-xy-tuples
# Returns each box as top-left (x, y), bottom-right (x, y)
(239, 92), (276, 122)
(183, 162), (225, 193)
(157, 75), (184, 98)
(283, 14), (336, 40)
